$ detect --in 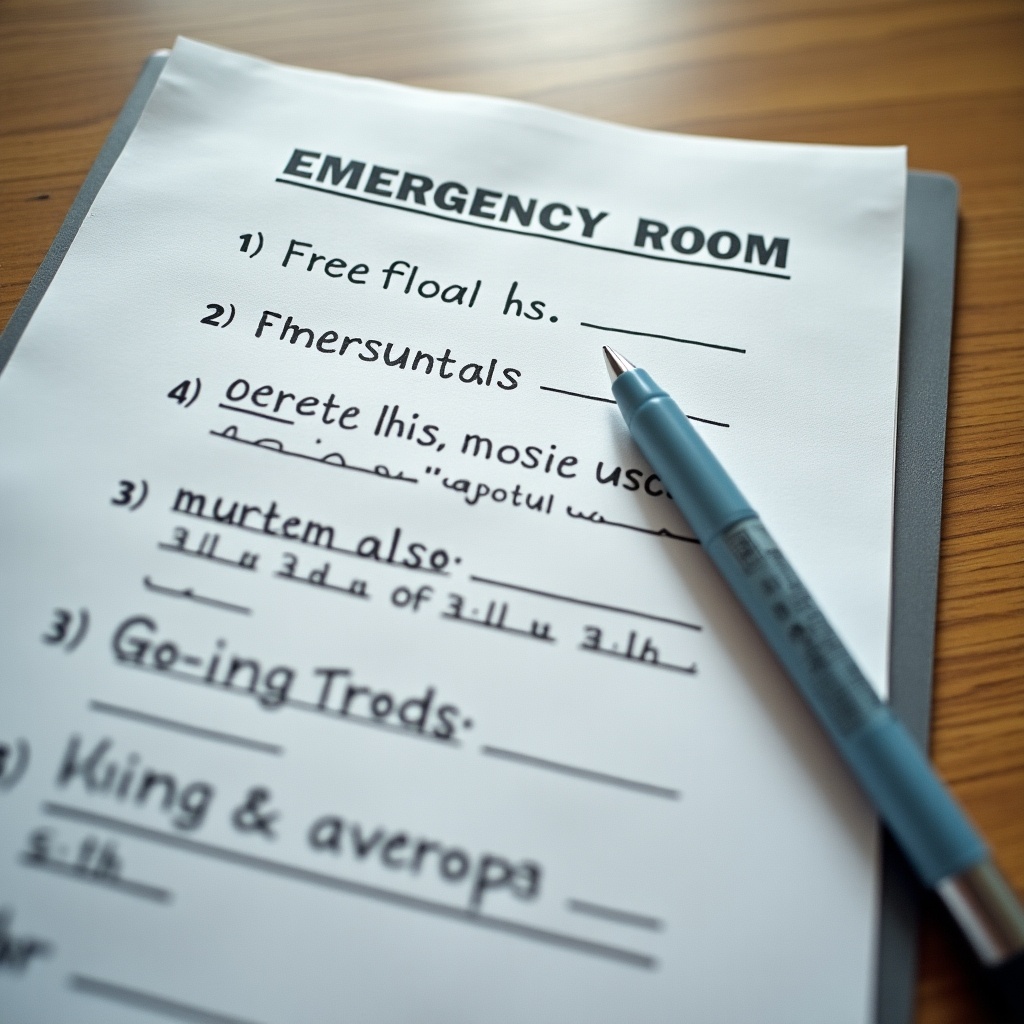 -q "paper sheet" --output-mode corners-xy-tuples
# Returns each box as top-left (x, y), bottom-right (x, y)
(0, 38), (906, 1023)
